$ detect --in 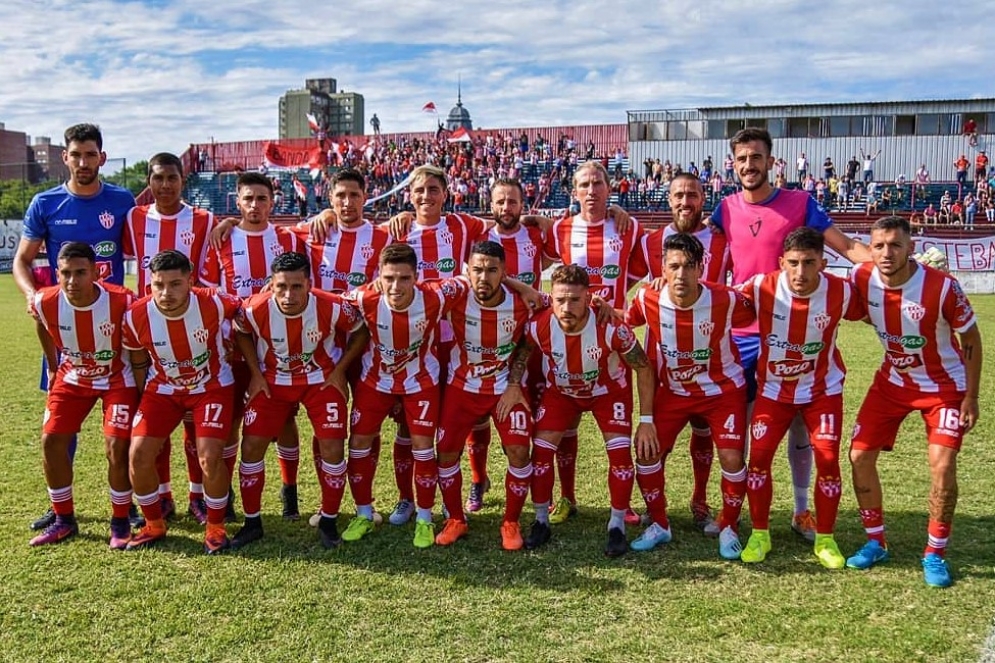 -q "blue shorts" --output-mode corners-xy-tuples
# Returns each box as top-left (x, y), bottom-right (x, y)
(733, 334), (759, 403)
